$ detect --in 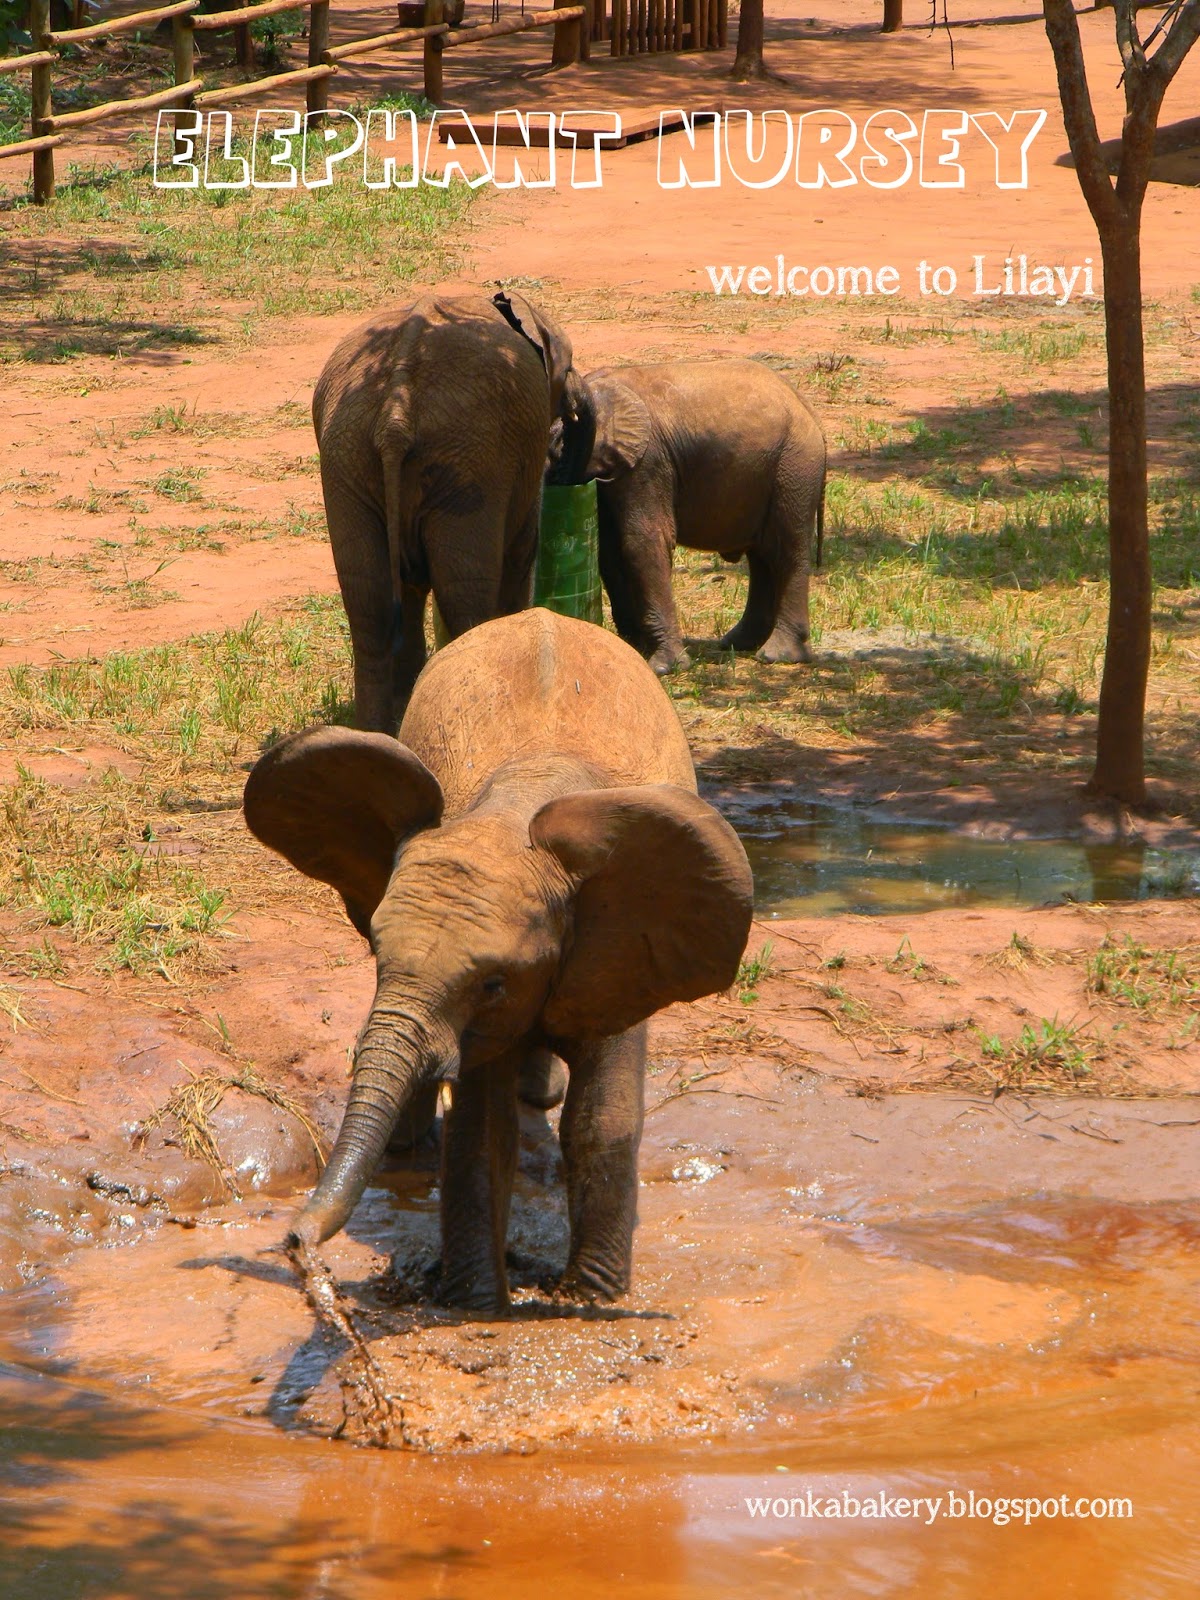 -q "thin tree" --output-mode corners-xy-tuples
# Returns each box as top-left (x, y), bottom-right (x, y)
(732, 0), (767, 80)
(1042, 0), (1200, 805)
